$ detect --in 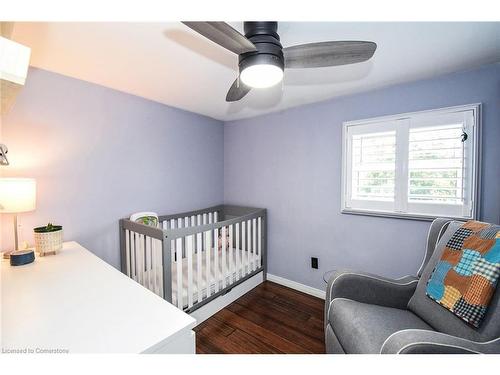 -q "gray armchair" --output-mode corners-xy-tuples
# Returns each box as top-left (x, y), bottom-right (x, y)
(324, 218), (500, 354)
